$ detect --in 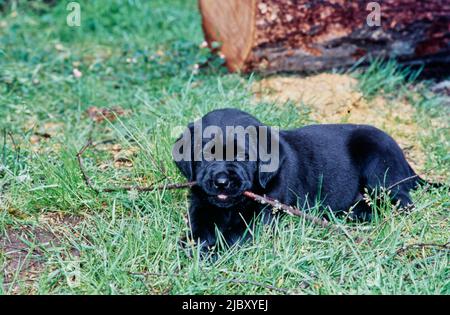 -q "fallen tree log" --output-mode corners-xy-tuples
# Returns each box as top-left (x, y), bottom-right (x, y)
(199, 0), (450, 74)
